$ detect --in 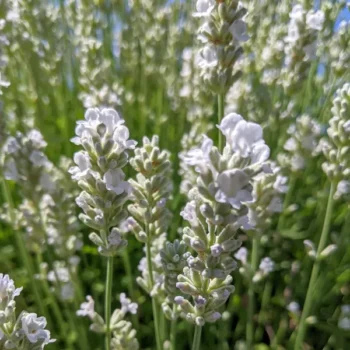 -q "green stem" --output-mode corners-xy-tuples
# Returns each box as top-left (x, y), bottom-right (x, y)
(105, 256), (114, 350)
(255, 281), (272, 341)
(121, 250), (135, 299)
(271, 317), (288, 349)
(67, 268), (89, 350)
(218, 93), (225, 151)
(191, 325), (202, 350)
(121, 250), (139, 328)
(277, 175), (297, 232)
(159, 308), (166, 345)
(146, 241), (162, 350)
(247, 236), (260, 350)
(63, 305), (86, 350)
(1, 179), (46, 317)
(170, 305), (177, 350)
(294, 181), (336, 350)
(68, 265), (85, 303)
